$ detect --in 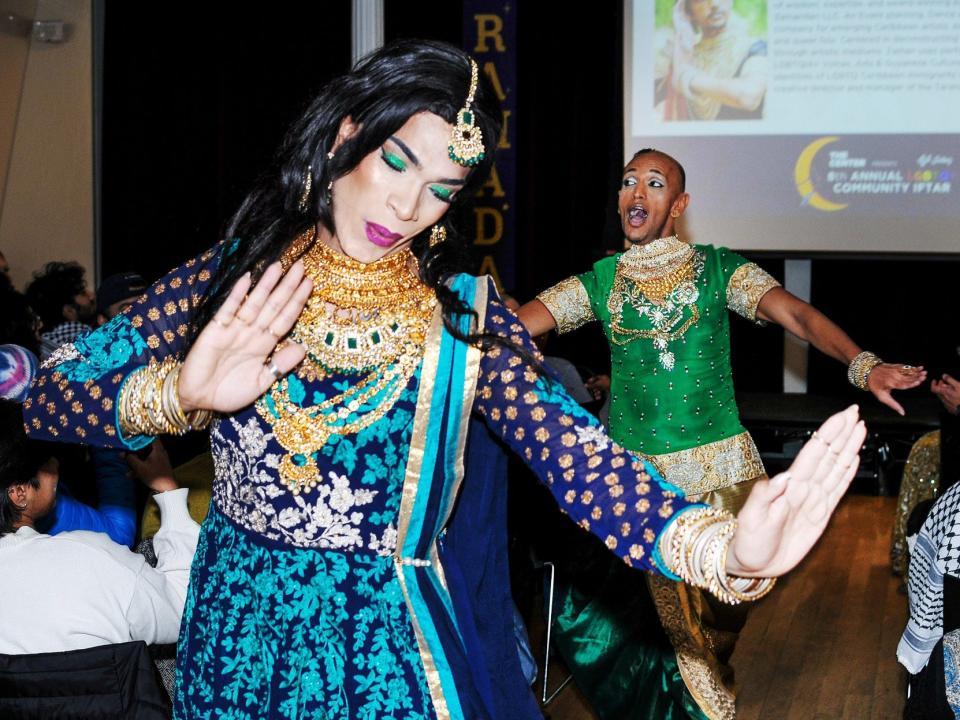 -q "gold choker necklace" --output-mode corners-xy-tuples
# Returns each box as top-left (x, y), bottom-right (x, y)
(286, 233), (436, 374)
(256, 230), (437, 495)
